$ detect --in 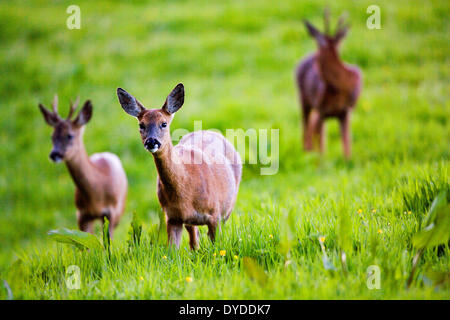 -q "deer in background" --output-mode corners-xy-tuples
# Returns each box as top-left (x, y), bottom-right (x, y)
(117, 83), (242, 250)
(296, 11), (362, 159)
(38, 95), (128, 236)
